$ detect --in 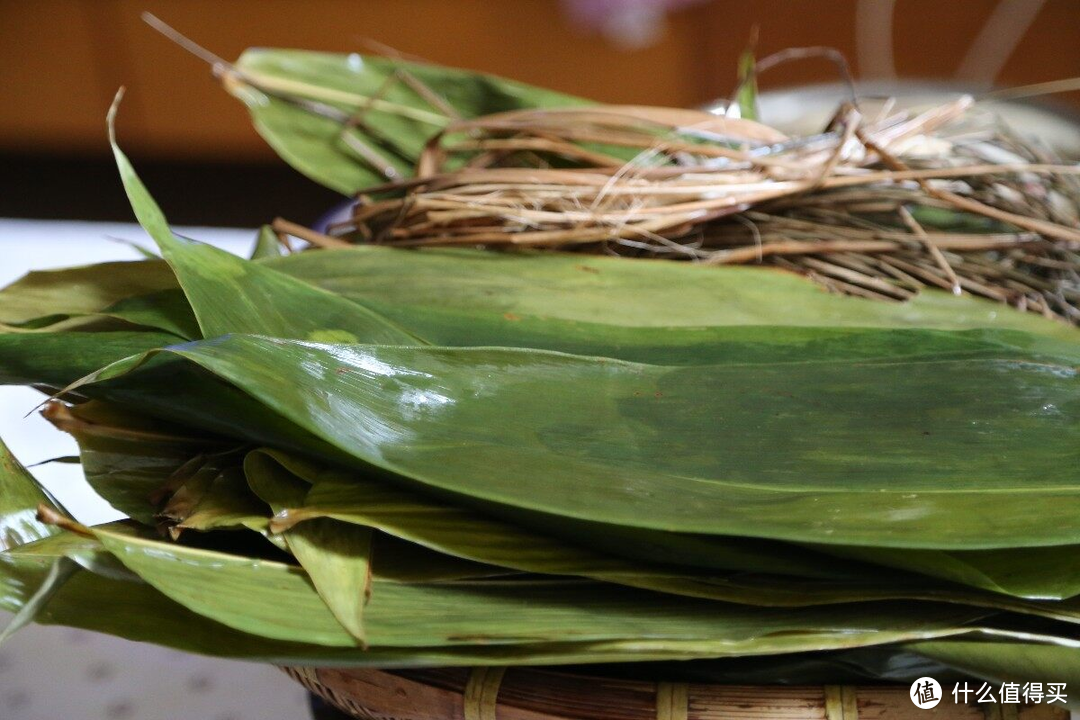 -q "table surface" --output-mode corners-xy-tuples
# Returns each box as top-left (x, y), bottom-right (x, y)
(0, 219), (310, 720)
